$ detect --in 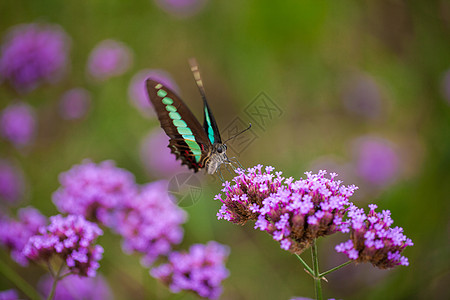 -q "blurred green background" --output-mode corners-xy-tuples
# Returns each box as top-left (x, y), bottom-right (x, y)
(1, 0), (449, 299)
